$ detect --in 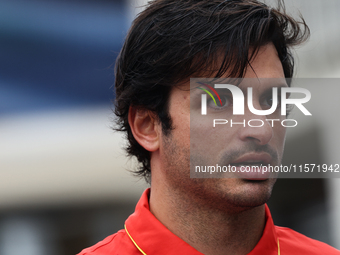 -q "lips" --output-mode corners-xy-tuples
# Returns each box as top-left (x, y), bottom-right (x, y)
(229, 152), (273, 180)
(229, 152), (272, 166)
